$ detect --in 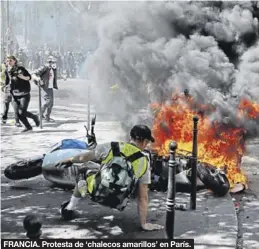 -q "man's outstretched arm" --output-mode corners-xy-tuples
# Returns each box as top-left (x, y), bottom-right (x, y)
(60, 151), (96, 165)
(137, 183), (164, 231)
(137, 183), (149, 227)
